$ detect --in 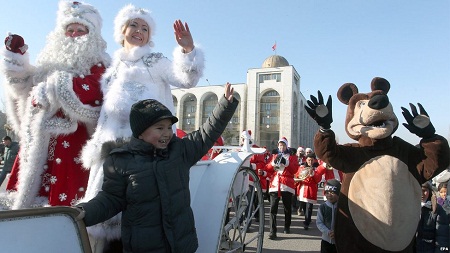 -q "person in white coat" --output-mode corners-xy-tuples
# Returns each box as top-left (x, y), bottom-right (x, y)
(80, 4), (204, 252)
